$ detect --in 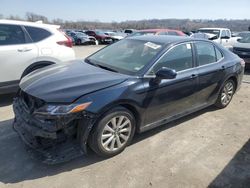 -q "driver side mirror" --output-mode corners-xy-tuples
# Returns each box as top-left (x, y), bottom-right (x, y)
(155, 67), (177, 80)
